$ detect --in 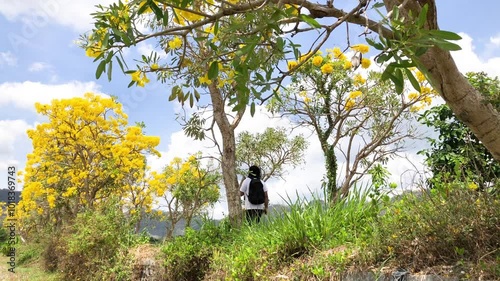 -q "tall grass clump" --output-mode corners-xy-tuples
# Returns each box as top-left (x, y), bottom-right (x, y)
(161, 218), (235, 281)
(205, 186), (383, 280)
(366, 186), (500, 278)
